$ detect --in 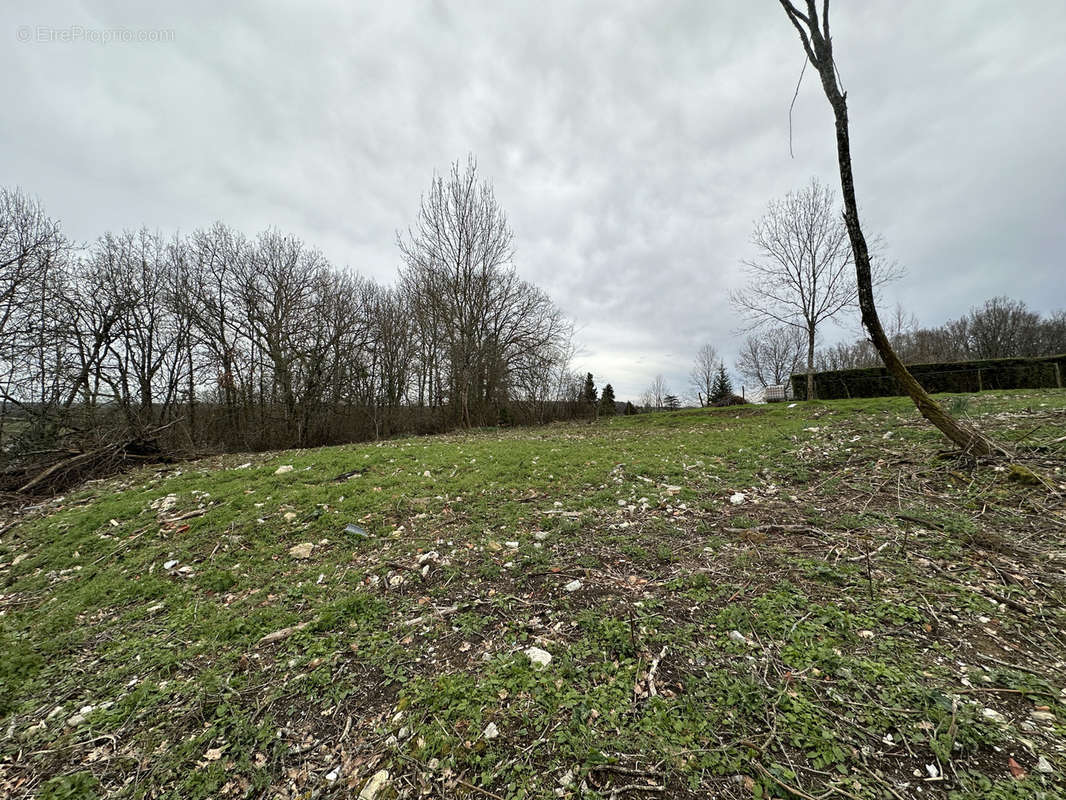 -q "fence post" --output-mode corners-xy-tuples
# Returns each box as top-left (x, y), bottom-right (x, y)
(977, 369), (983, 392)
(1056, 362), (1063, 389)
